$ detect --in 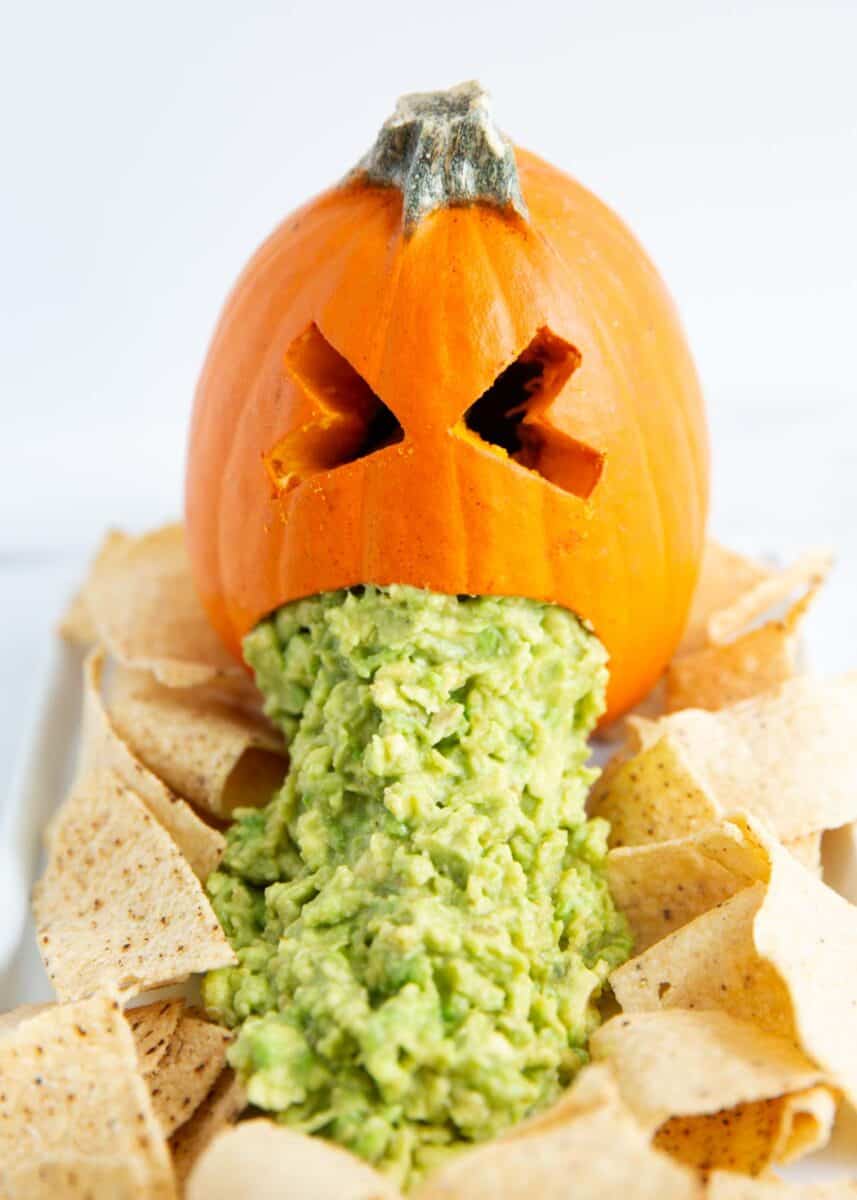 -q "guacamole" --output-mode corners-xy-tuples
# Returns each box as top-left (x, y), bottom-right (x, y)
(203, 586), (631, 1184)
